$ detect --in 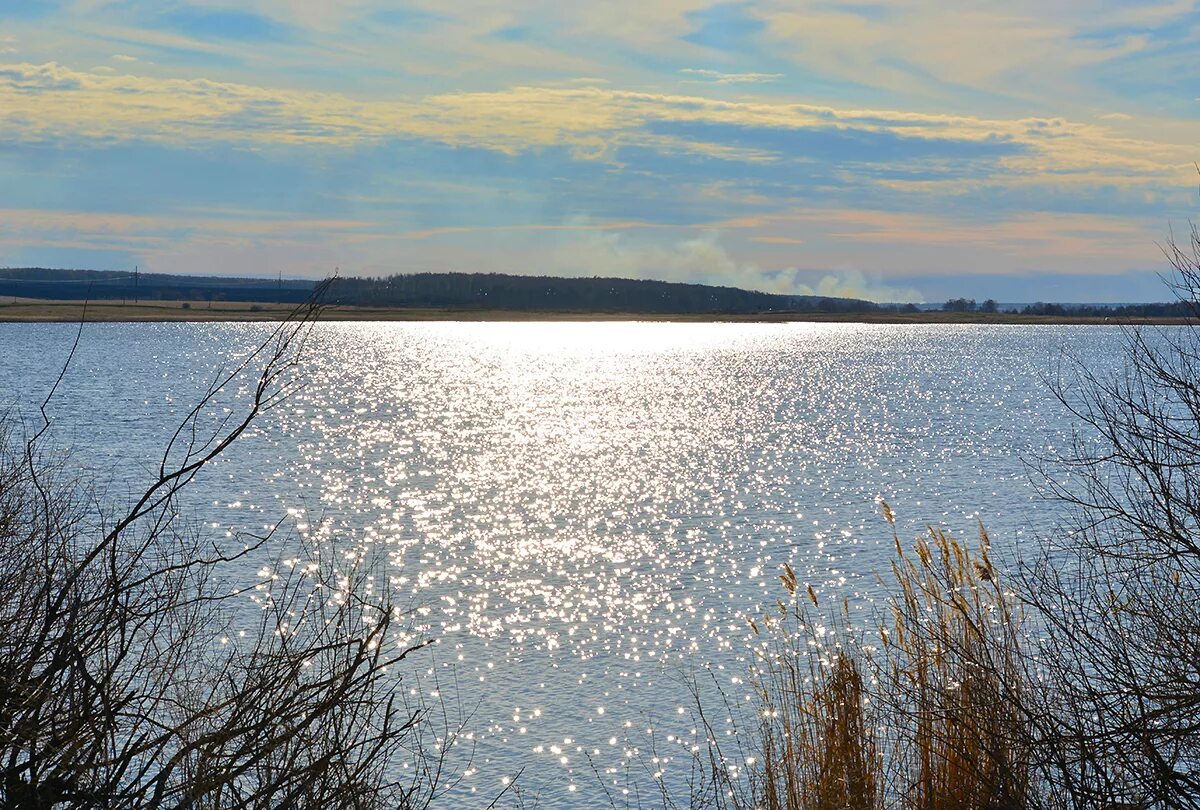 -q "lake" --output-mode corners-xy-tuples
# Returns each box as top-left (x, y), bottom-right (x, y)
(0, 321), (1127, 807)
